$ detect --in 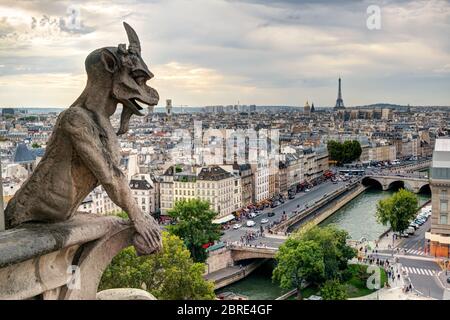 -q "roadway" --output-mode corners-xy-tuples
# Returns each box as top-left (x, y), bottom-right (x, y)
(374, 217), (445, 299)
(221, 180), (348, 243)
